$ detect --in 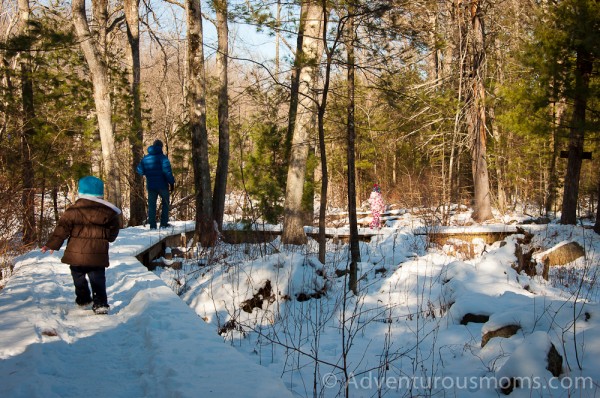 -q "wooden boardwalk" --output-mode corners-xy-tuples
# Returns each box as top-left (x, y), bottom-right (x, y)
(136, 223), (527, 268)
